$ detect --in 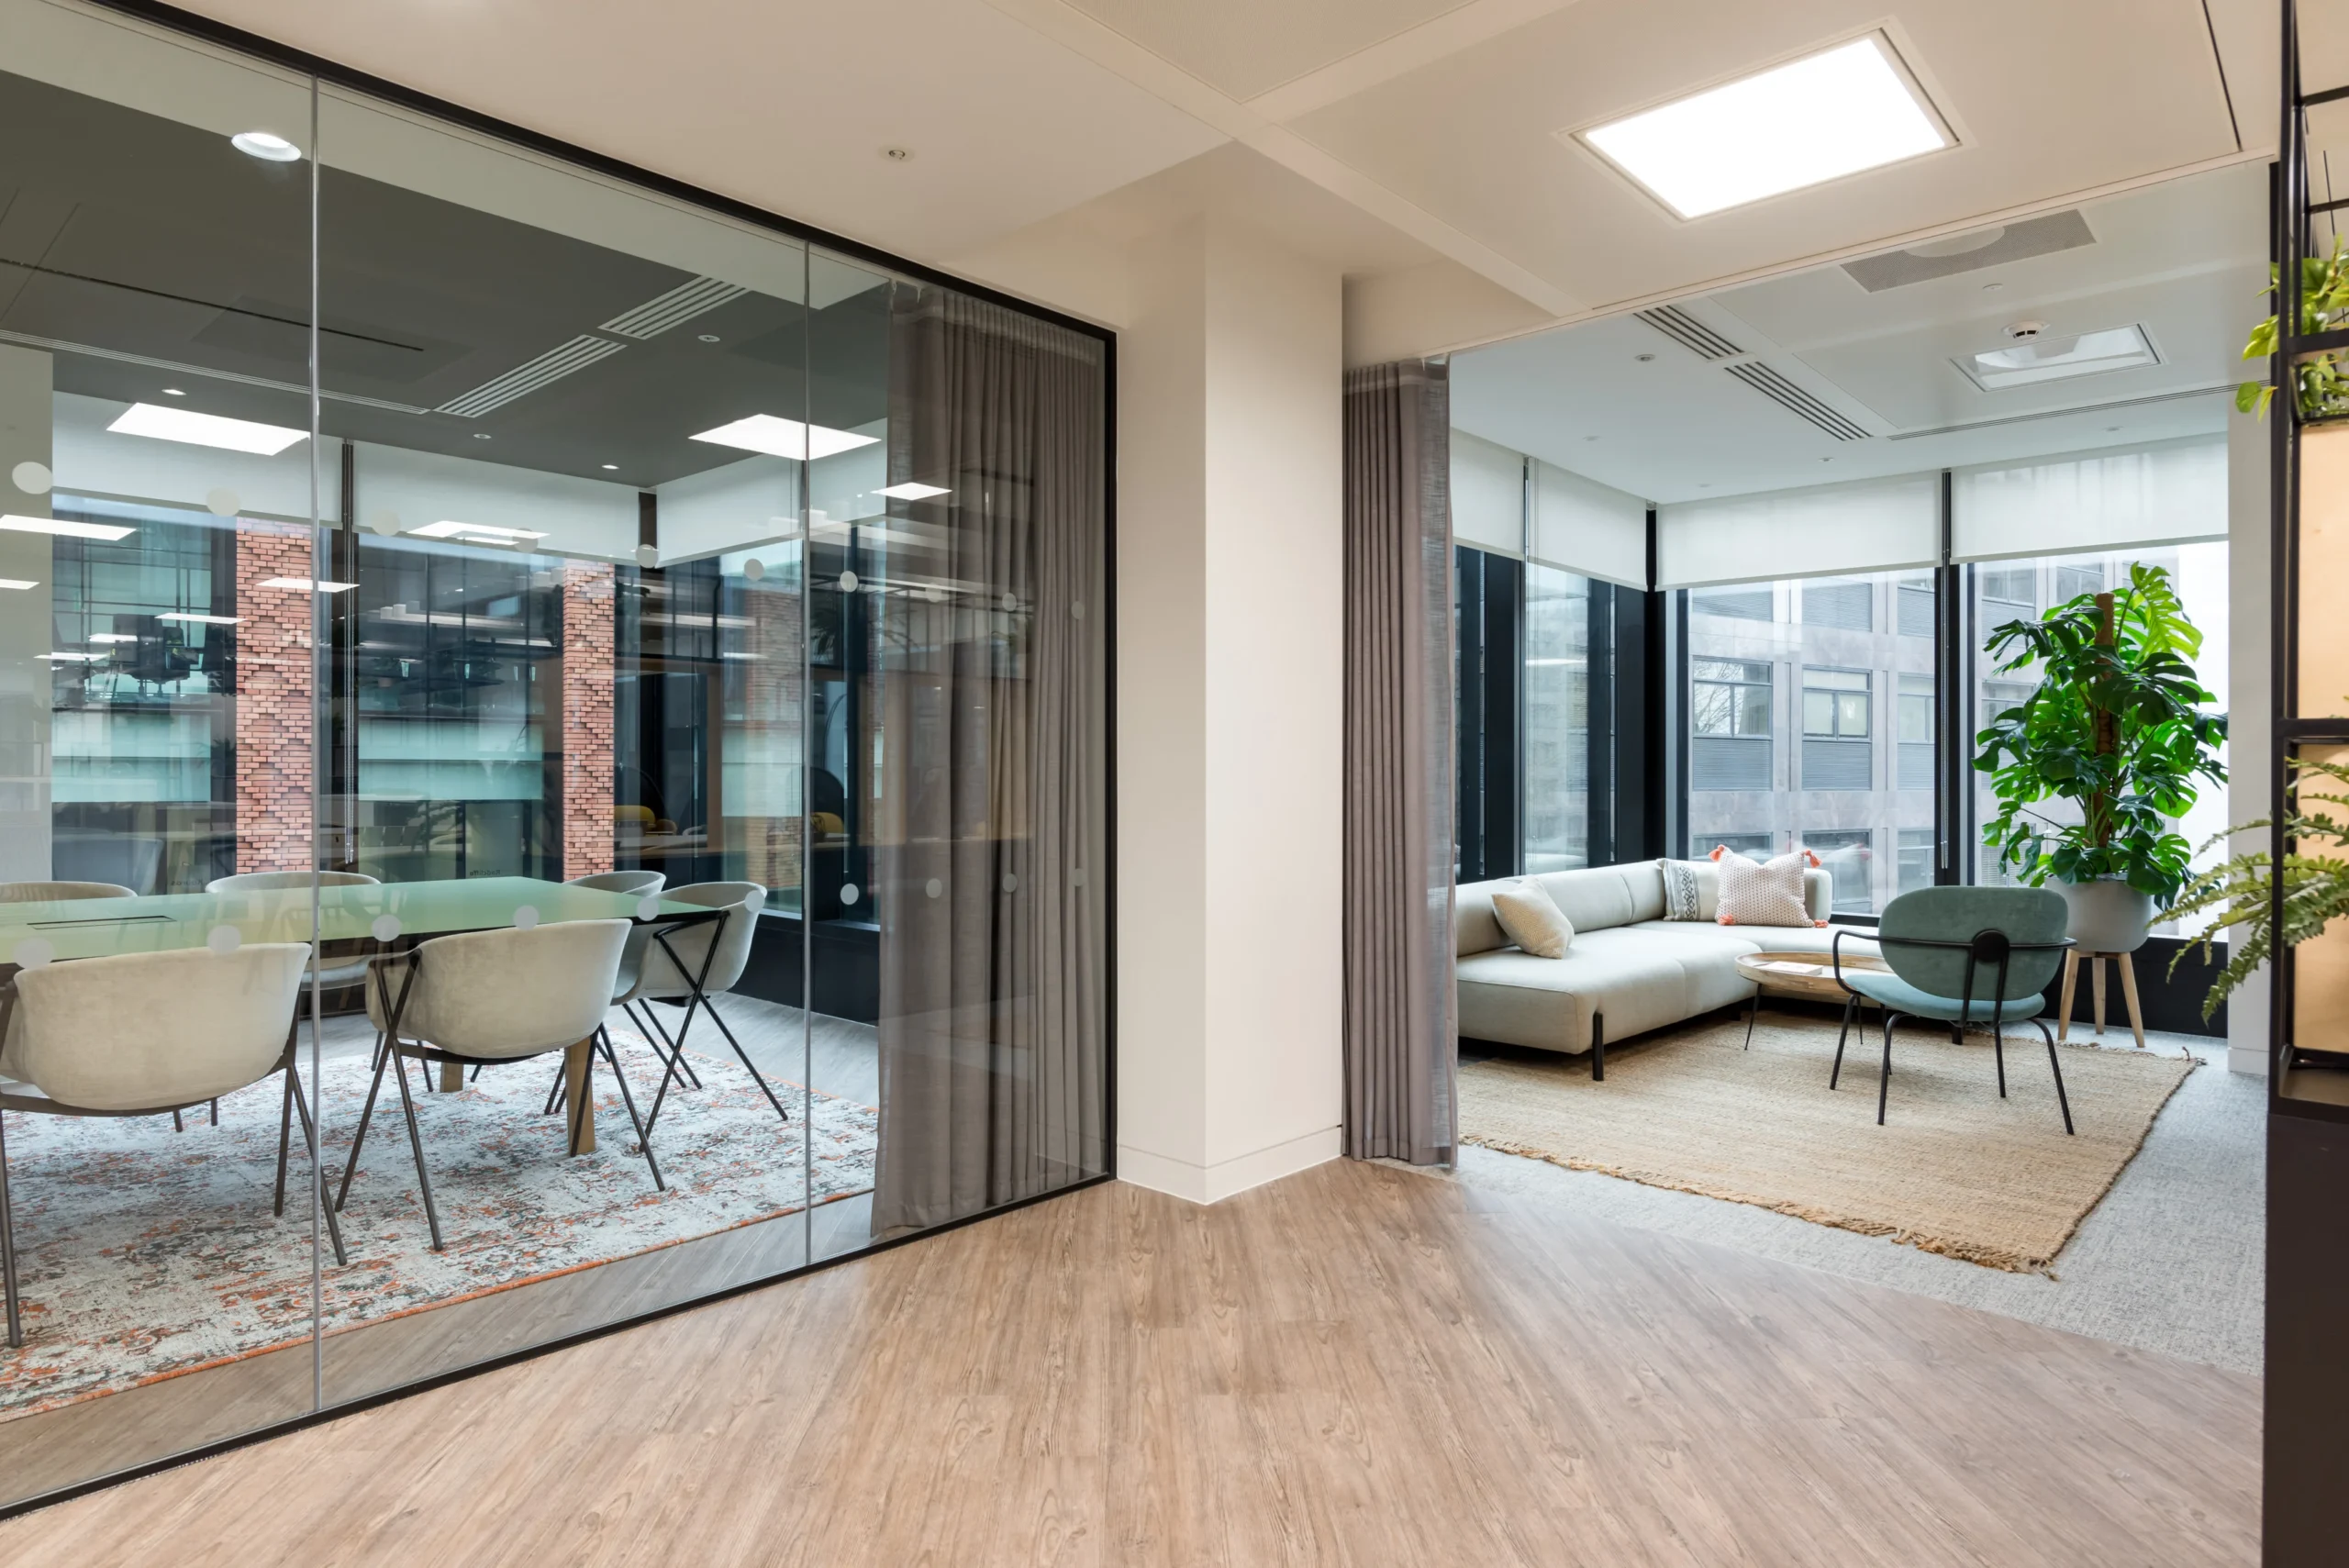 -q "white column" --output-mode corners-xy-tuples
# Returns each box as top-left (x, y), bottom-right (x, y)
(2226, 406), (2270, 1075)
(0, 344), (52, 884)
(1115, 216), (1347, 1202)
